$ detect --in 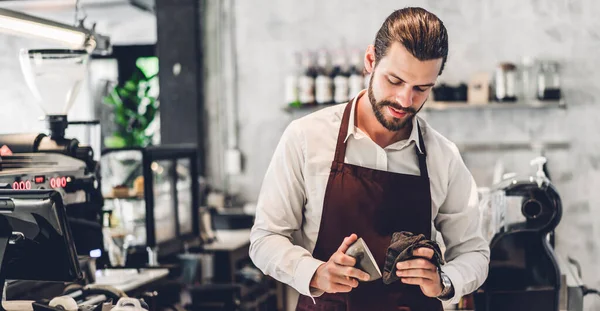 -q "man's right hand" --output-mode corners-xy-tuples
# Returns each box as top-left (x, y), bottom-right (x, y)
(309, 233), (371, 293)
